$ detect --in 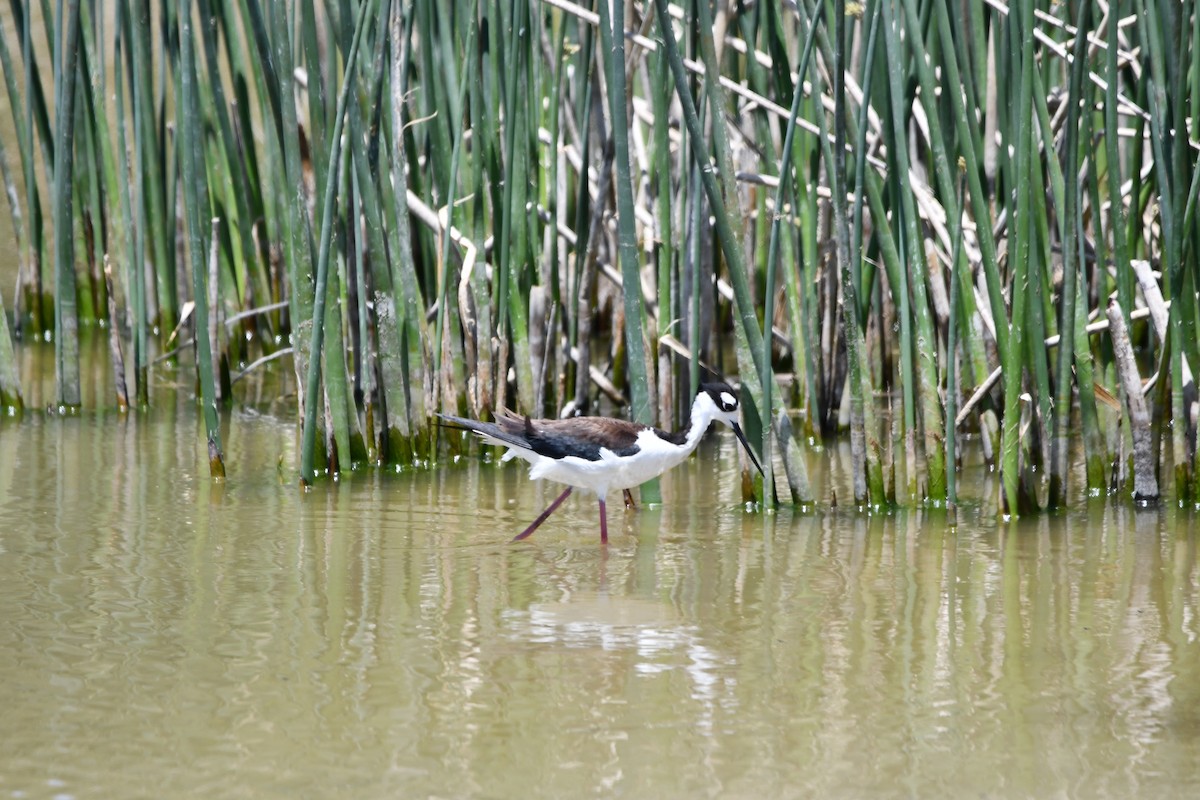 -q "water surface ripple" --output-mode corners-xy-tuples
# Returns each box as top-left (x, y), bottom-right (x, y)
(1, 413), (1198, 798)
